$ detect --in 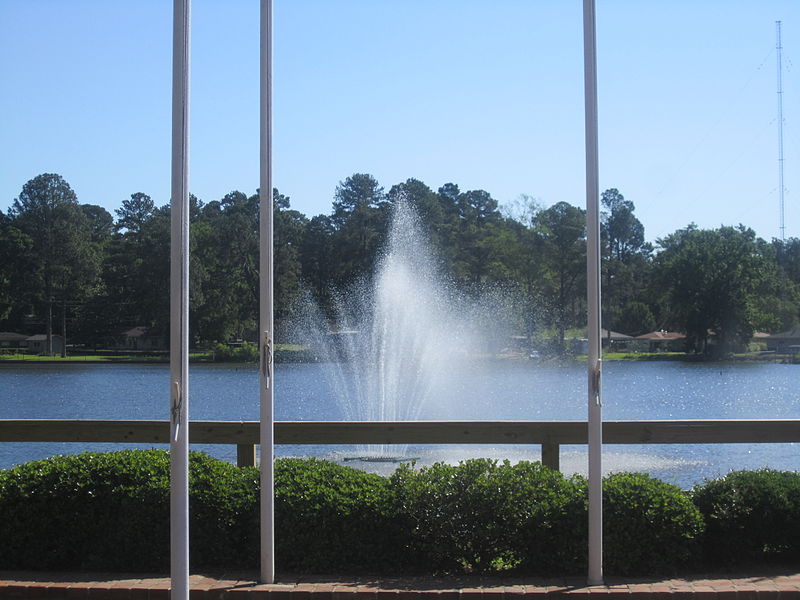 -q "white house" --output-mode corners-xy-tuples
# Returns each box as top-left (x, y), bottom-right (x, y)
(24, 334), (64, 355)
